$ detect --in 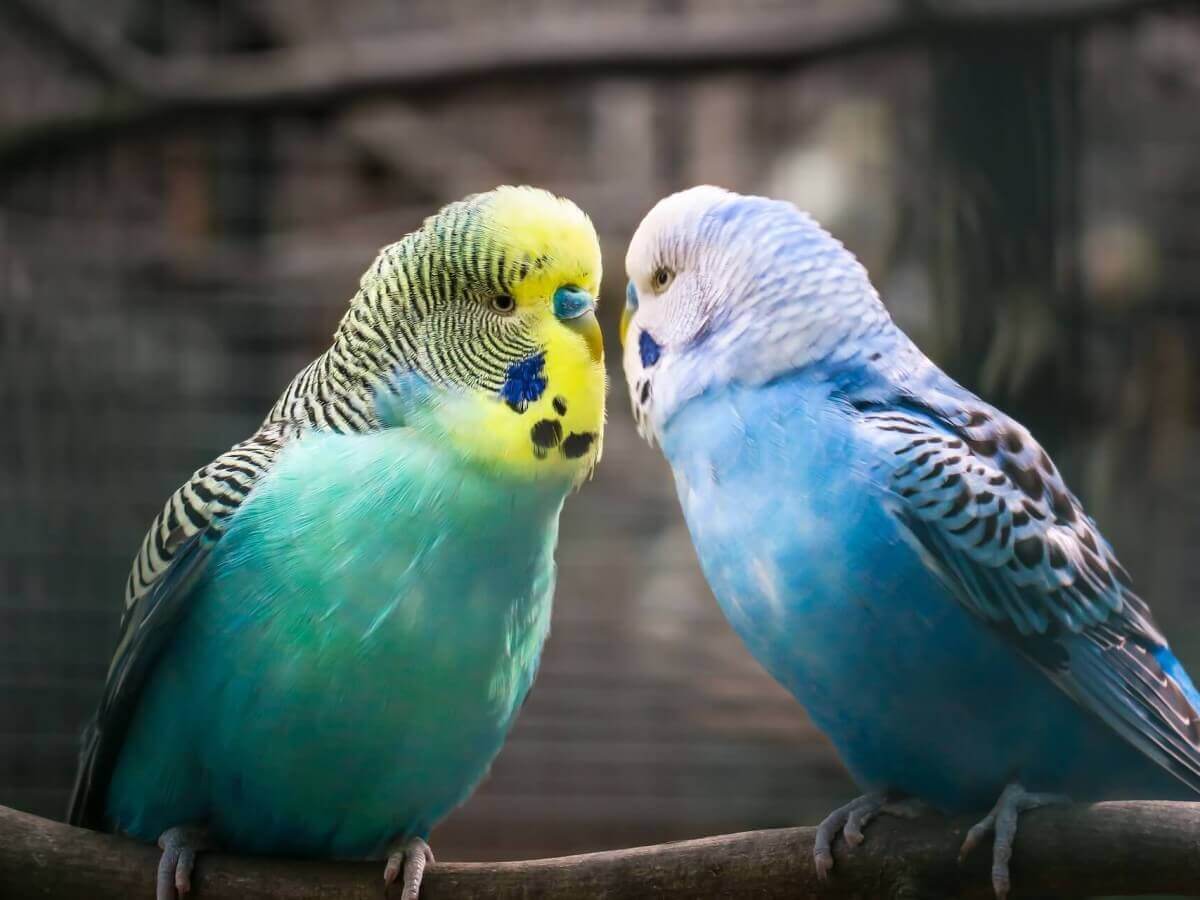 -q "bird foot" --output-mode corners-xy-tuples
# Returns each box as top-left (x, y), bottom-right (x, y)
(156, 824), (210, 900)
(384, 835), (435, 899)
(958, 782), (1068, 899)
(813, 791), (926, 879)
